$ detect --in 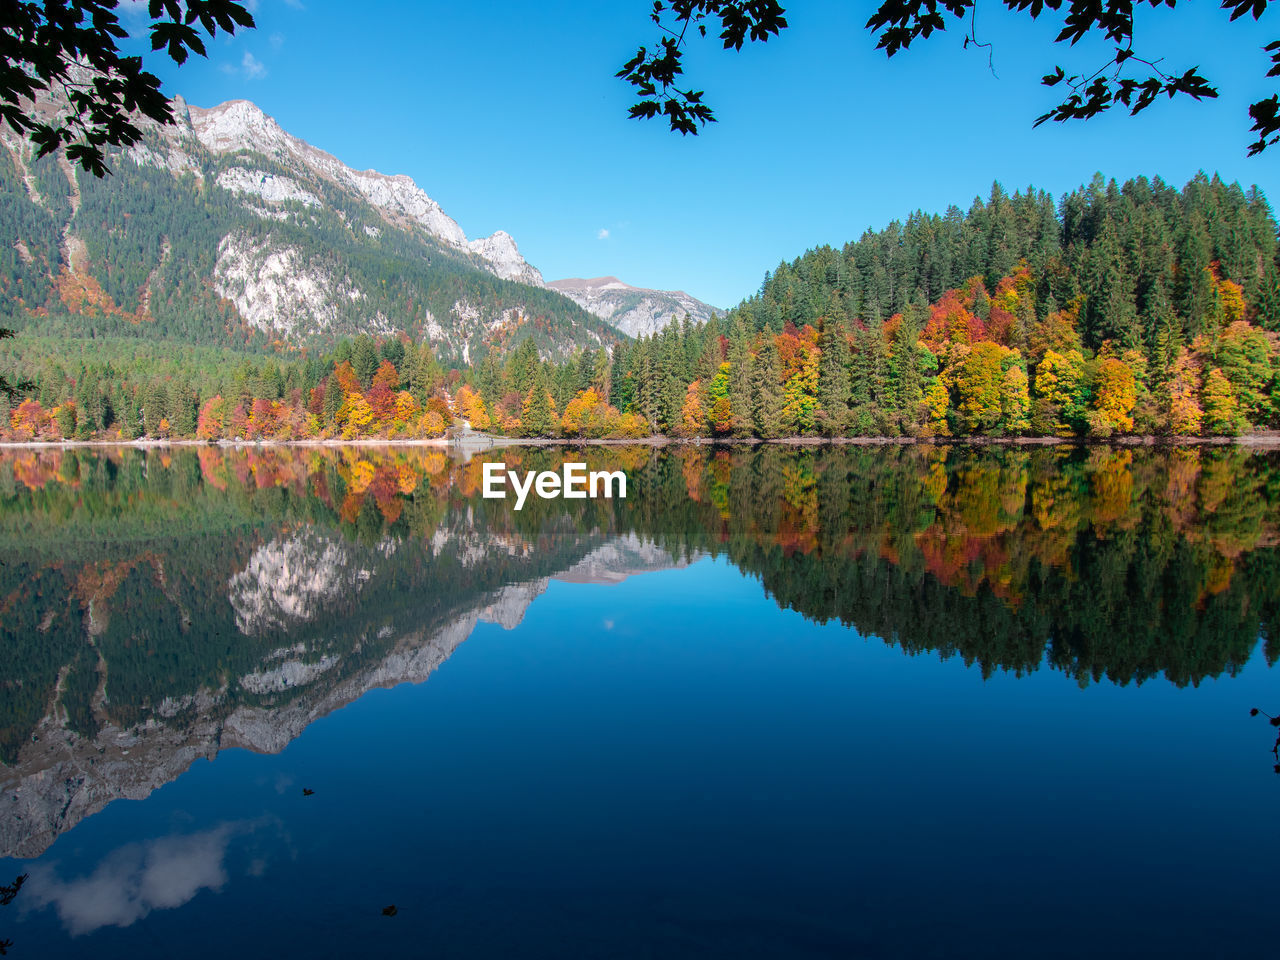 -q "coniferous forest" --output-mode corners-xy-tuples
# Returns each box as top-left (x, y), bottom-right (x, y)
(3, 173), (1279, 441)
